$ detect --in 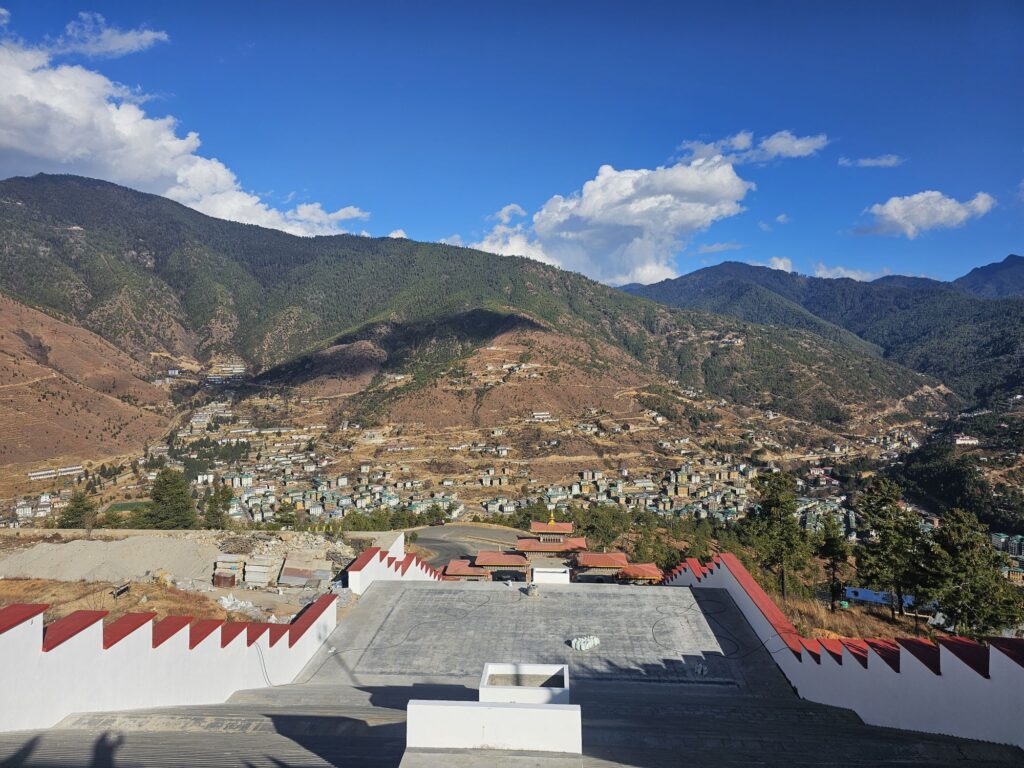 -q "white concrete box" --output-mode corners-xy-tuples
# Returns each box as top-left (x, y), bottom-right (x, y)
(406, 700), (582, 754)
(532, 567), (571, 584)
(479, 662), (570, 705)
